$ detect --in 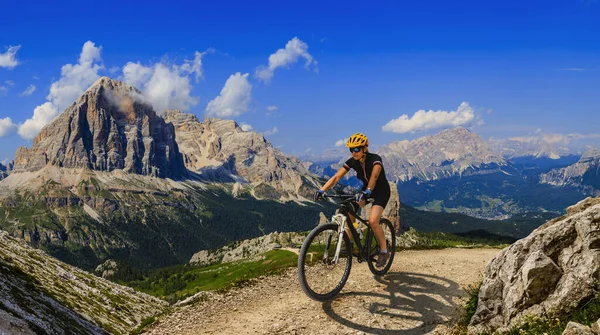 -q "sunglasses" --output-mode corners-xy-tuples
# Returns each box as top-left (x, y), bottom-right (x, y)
(349, 147), (363, 153)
